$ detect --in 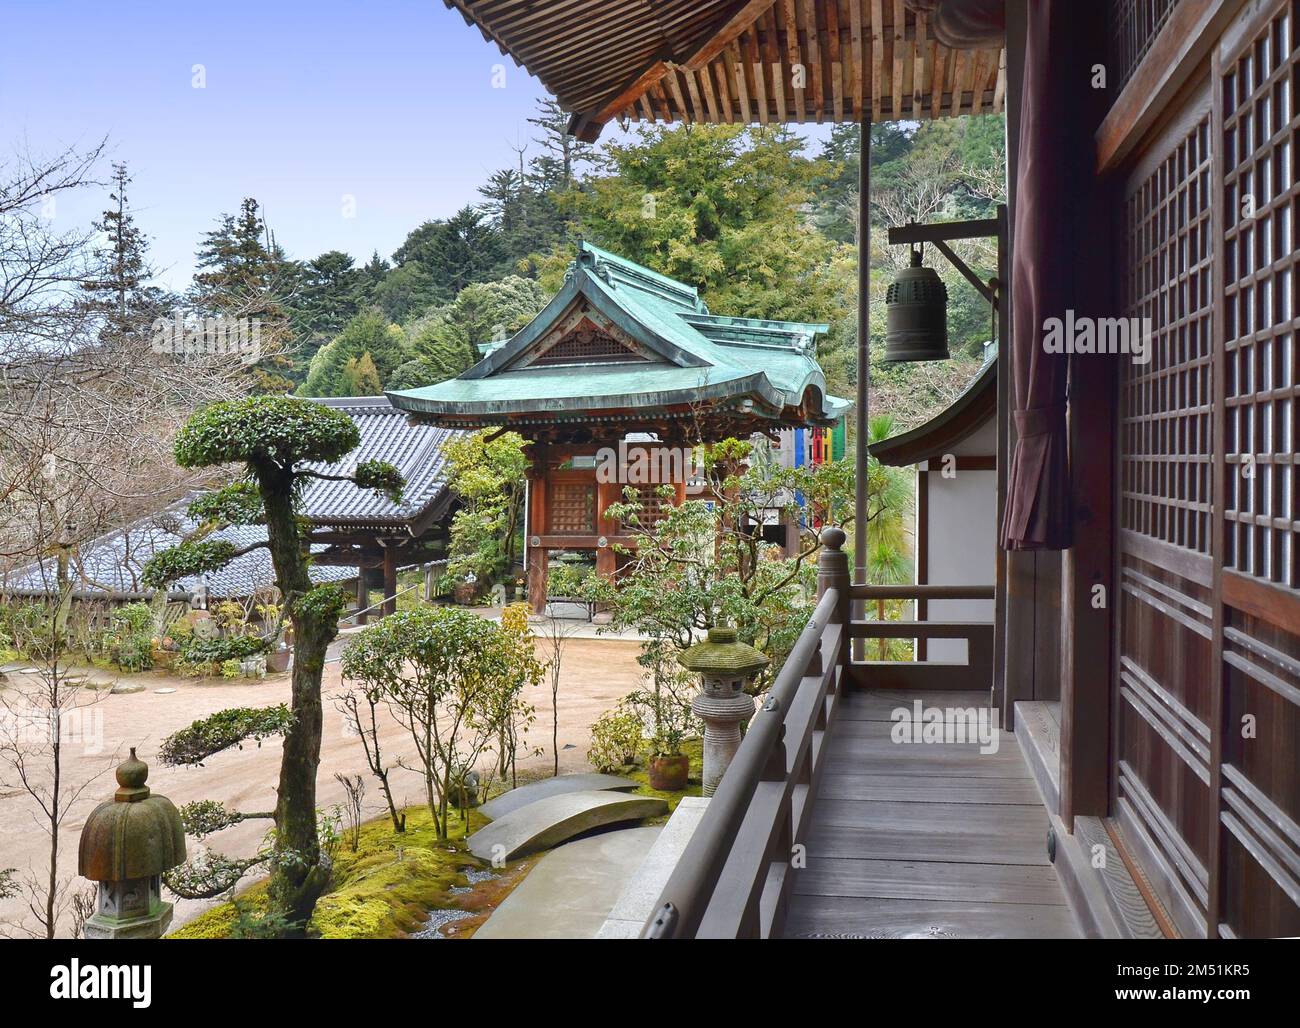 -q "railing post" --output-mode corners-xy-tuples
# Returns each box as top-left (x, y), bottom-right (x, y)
(816, 526), (849, 611)
(816, 527), (850, 684)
